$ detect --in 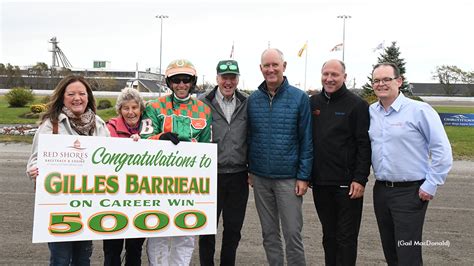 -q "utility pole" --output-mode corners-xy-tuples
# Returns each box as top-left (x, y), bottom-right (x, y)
(337, 15), (351, 61)
(156, 14), (169, 97)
